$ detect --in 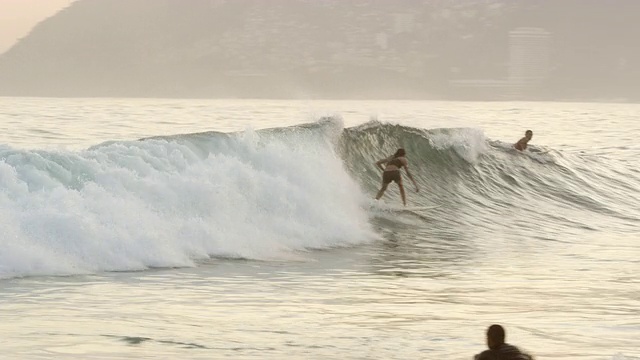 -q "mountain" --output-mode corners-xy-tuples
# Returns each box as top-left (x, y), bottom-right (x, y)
(0, 0), (639, 101)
